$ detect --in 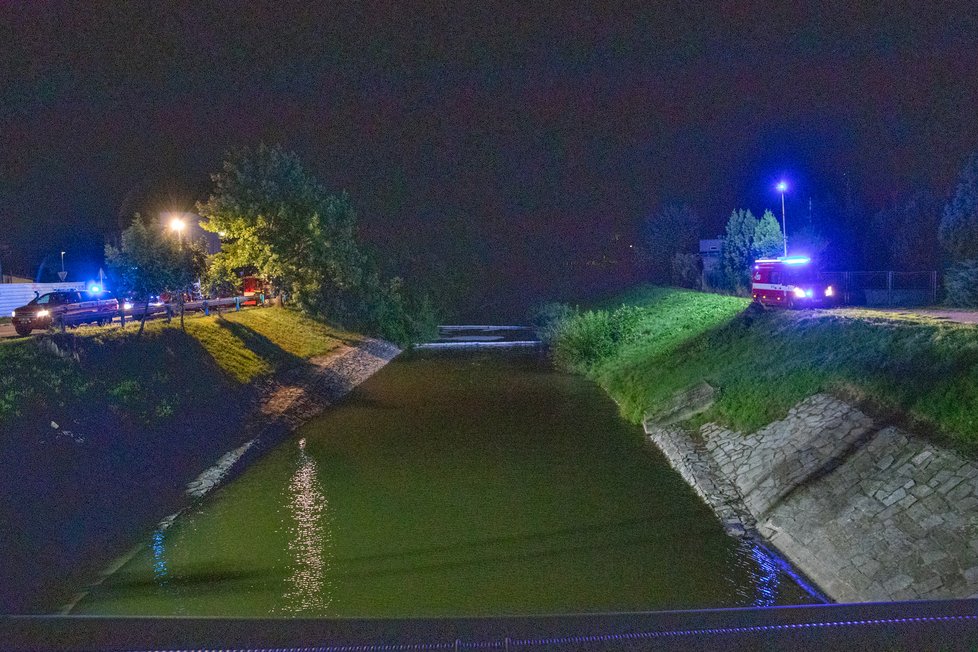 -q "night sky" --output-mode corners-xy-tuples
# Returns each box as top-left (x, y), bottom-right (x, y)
(3, 3), (978, 315)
